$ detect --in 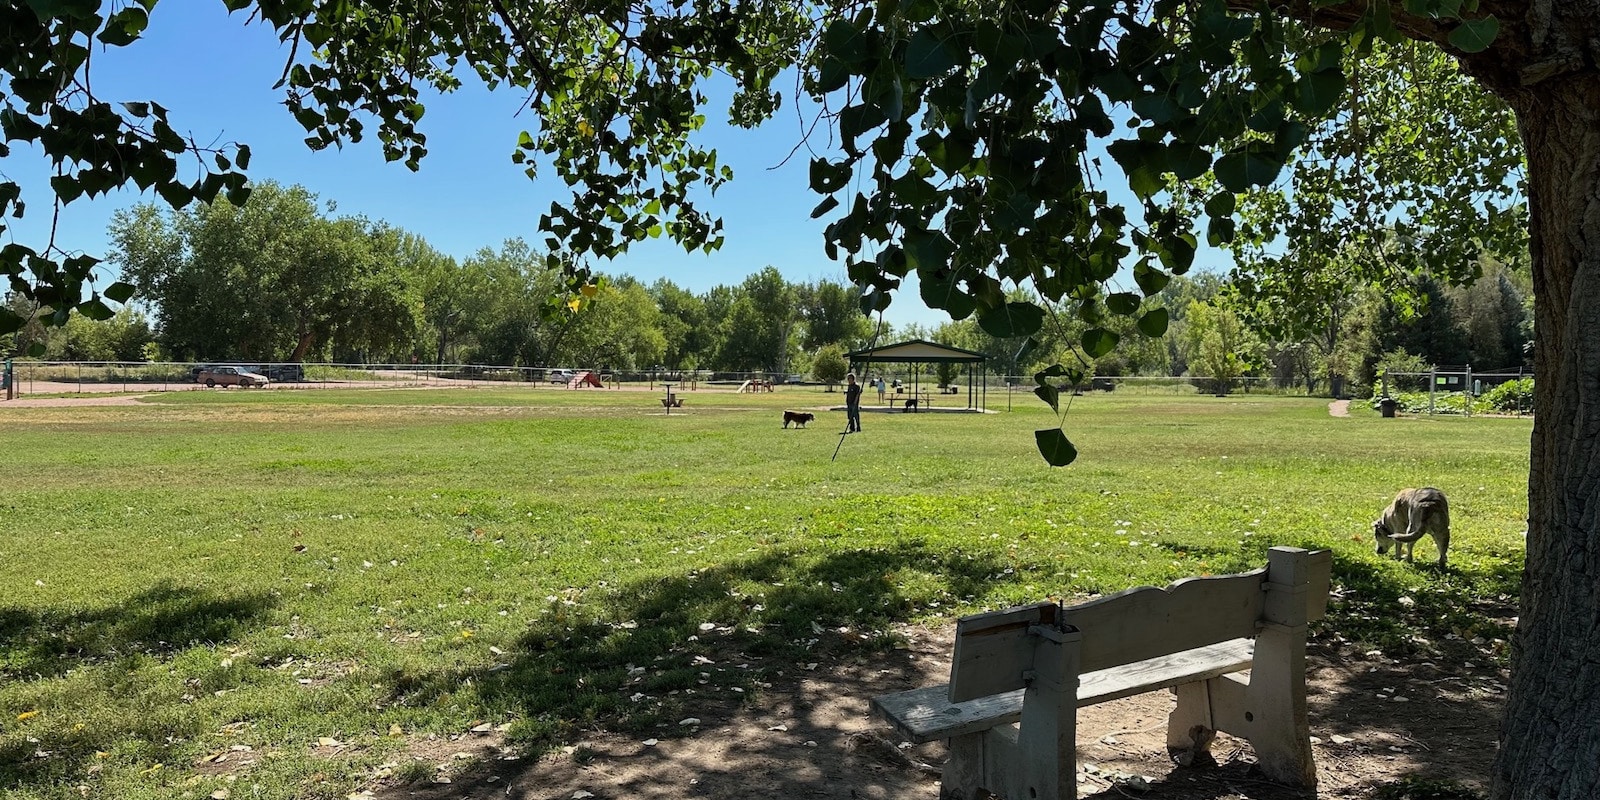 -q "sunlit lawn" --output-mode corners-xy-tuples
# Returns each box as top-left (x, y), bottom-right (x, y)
(0, 386), (1530, 799)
